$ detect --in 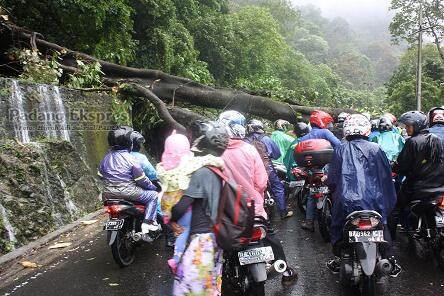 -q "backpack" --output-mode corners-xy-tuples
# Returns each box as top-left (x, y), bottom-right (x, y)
(245, 135), (272, 174)
(207, 166), (255, 251)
